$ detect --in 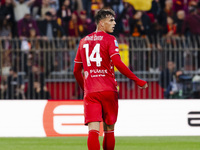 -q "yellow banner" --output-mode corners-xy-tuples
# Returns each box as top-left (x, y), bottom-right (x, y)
(123, 0), (153, 11)
(114, 44), (129, 72)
